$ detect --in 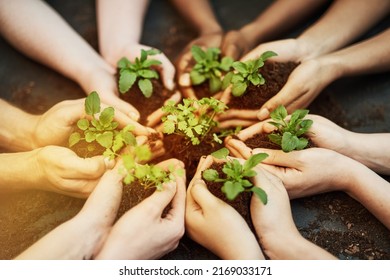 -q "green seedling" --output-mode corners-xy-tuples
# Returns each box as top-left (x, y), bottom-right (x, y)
(68, 91), (136, 159)
(117, 49), (162, 98)
(268, 105), (313, 152)
(190, 45), (233, 94)
(222, 51), (277, 96)
(203, 147), (268, 204)
(121, 146), (184, 191)
(161, 97), (228, 145)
